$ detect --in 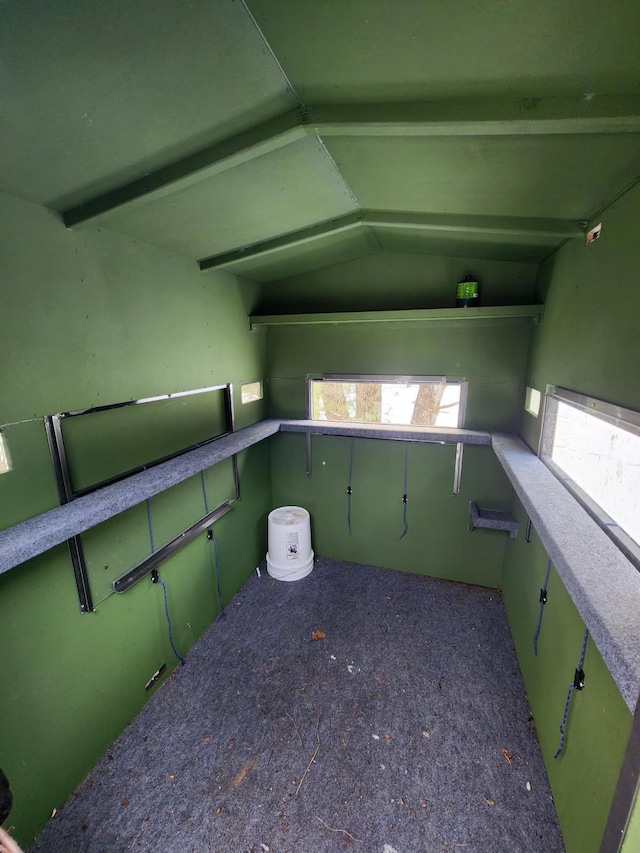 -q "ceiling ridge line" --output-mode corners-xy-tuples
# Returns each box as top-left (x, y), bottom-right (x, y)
(537, 173), (640, 266)
(239, 0), (303, 107)
(199, 211), (365, 271)
(313, 133), (362, 212)
(305, 95), (640, 137)
(361, 211), (584, 238)
(584, 173), (640, 228)
(198, 209), (584, 272)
